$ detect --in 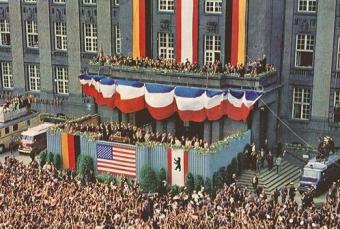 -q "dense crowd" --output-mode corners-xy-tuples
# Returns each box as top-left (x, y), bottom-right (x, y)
(0, 157), (339, 228)
(62, 121), (210, 148)
(0, 94), (64, 109)
(0, 95), (31, 114)
(95, 54), (275, 77)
